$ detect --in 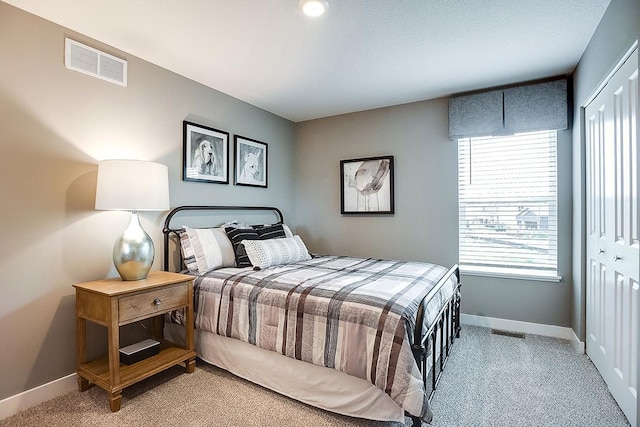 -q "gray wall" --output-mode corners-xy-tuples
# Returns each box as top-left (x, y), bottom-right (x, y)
(0, 3), (295, 400)
(295, 100), (458, 267)
(2, 0), (635, 405)
(294, 99), (574, 327)
(571, 0), (640, 340)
